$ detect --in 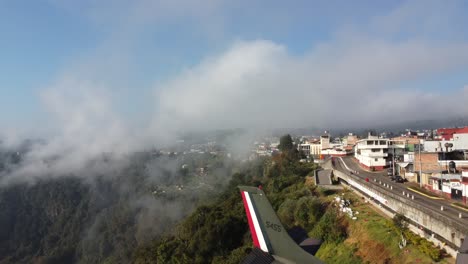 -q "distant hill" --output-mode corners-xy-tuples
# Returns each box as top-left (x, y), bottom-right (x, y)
(285, 116), (468, 138)
(370, 116), (468, 131)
